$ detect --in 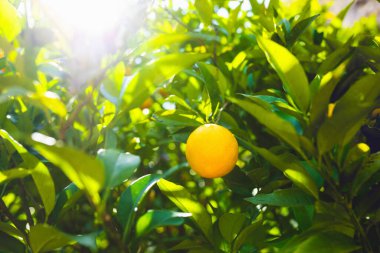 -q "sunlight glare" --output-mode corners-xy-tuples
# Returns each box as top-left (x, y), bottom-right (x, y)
(42, 0), (129, 37)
